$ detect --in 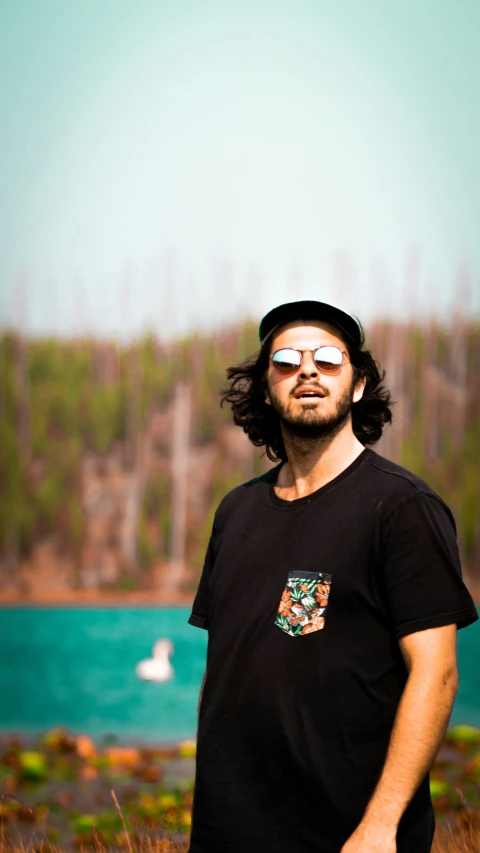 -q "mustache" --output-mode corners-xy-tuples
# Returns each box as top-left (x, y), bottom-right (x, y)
(290, 383), (330, 397)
